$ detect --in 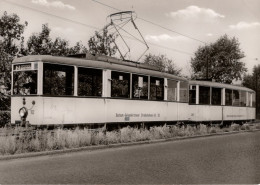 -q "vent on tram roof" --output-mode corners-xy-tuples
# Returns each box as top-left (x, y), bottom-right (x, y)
(67, 53), (119, 61)
(195, 78), (214, 82)
(67, 53), (87, 58)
